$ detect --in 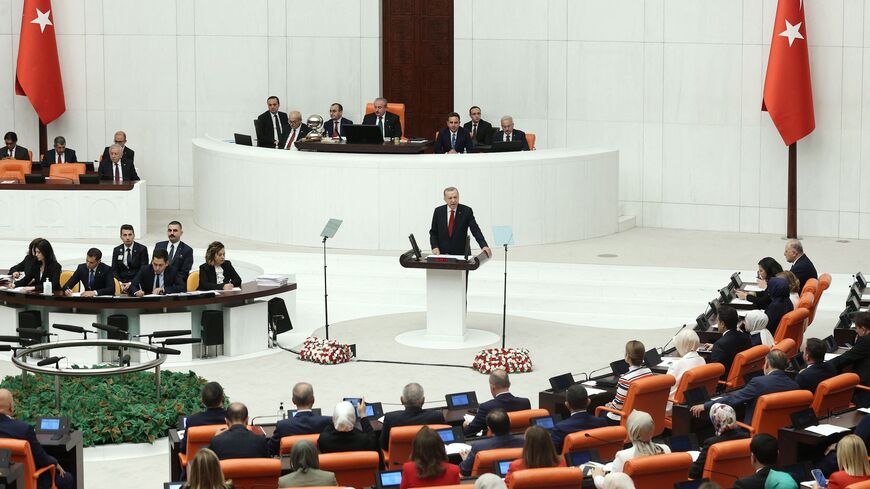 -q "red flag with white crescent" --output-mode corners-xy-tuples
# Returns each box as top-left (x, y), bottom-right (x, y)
(15, 0), (66, 125)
